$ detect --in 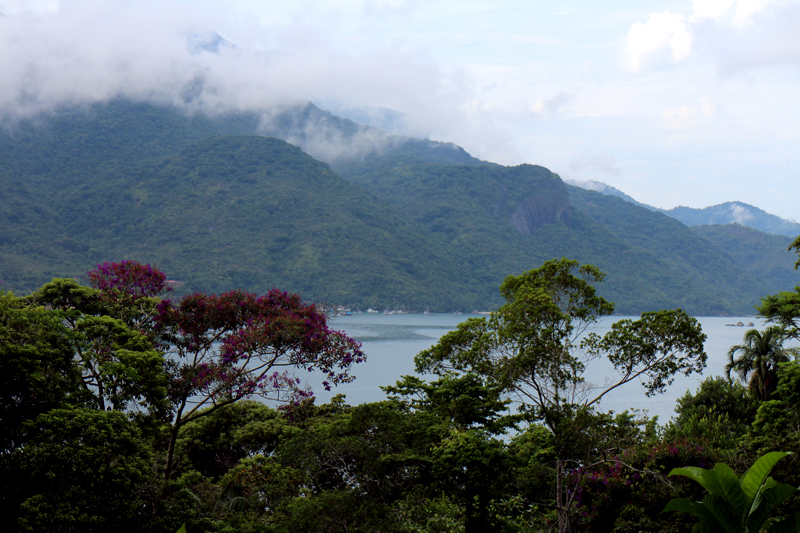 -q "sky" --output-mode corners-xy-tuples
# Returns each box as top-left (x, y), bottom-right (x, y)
(0, 0), (798, 220)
